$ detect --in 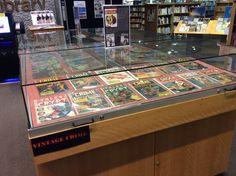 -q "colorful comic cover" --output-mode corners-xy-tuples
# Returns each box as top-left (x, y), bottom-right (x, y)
(207, 72), (236, 84)
(179, 61), (209, 71)
(156, 75), (198, 94)
(131, 79), (172, 99)
(30, 53), (67, 79)
(70, 89), (111, 114)
(70, 77), (103, 90)
(158, 64), (186, 74)
(105, 8), (117, 27)
(129, 67), (164, 79)
(102, 84), (142, 106)
(178, 72), (220, 88)
(33, 95), (75, 127)
(99, 72), (135, 85)
(95, 67), (124, 74)
(36, 81), (70, 96)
